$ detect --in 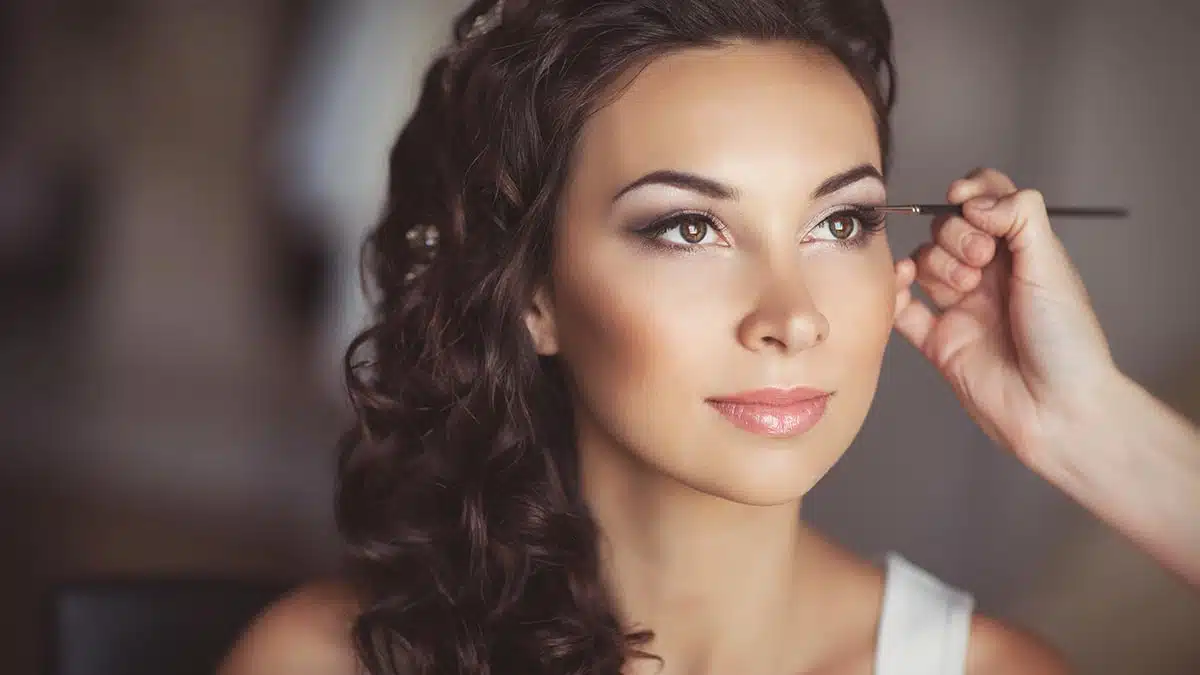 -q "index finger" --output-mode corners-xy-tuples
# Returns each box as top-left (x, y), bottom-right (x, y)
(947, 167), (1018, 204)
